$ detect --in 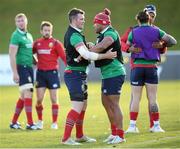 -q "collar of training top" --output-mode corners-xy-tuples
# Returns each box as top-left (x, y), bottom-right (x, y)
(17, 28), (27, 35)
(100, 25), (110, 34)
(70, 25), (82, 33)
